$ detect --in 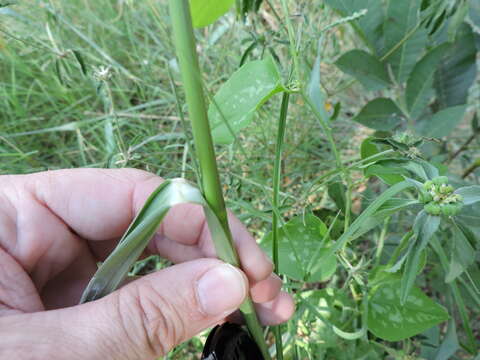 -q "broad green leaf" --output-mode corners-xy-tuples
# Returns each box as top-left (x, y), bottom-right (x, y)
(209, 56), (285, 144)
(261, 214), (336, 282)
(189, 0), (235, 28)
(455, 185), (480, 205)
(383, 0), (427, 83)
(368, 279), (449, 341)
(354, 98), (404, 131)
(335, 50), (390, 91)
(416, 105), (467, 138)
(80, 179), (206, 303)
(400, 211), (440, 304)
(324, 0), (384, 53)
(434, 23), (477, 108)
(365, 163), (406, 185)
(445, 221), (475, 283)
(406, 44), (450, 119)
(360, 137), (379, 160)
